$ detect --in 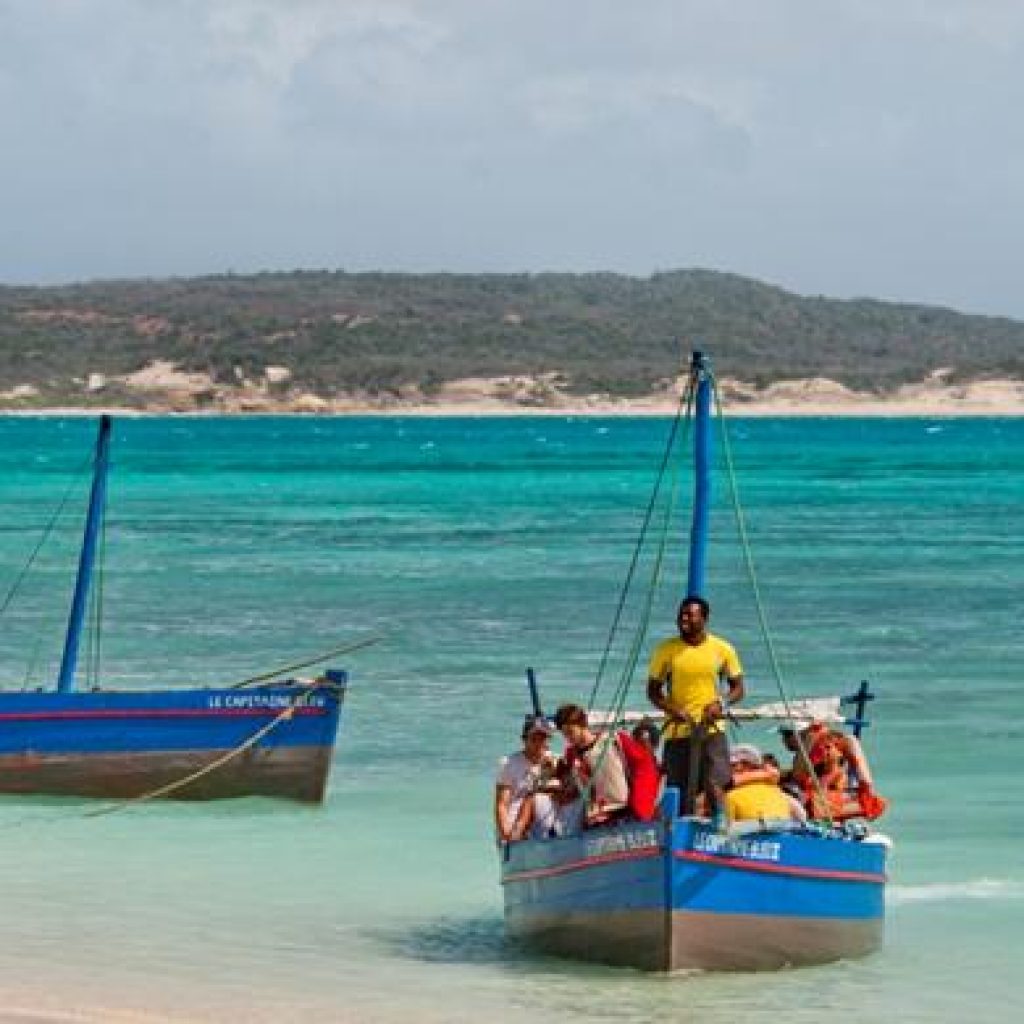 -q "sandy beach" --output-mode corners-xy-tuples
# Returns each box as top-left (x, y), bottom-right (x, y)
(2, 370), (1022, 417)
